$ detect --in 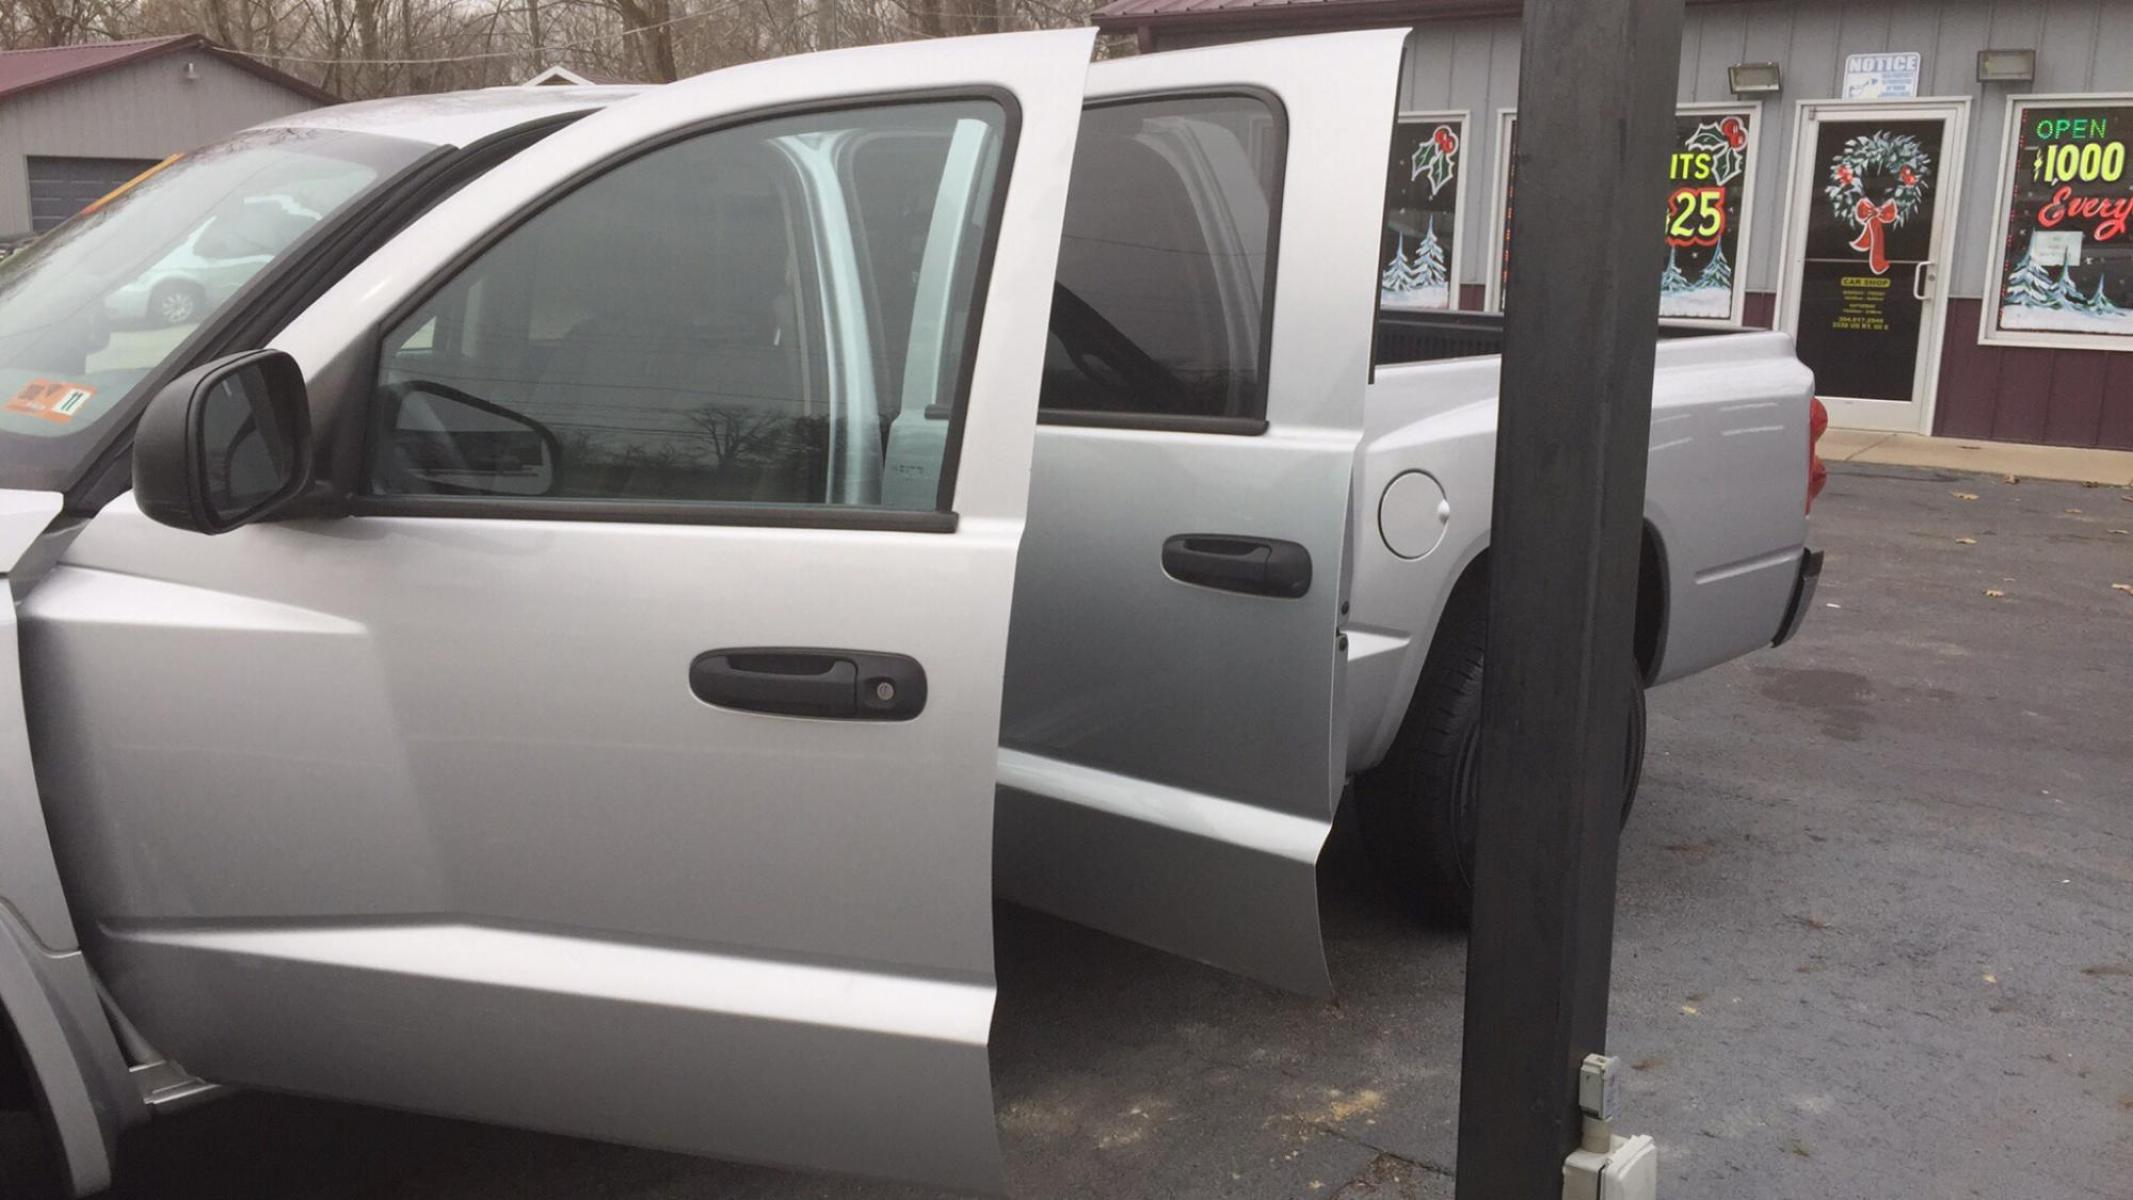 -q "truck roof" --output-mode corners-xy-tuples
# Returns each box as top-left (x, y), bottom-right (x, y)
(258, 84), (648, 148)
